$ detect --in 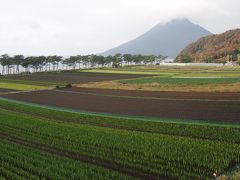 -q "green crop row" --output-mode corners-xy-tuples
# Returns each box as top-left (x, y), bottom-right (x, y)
(119, 77), (240, 85)
(0, 98), (239, 144)
(0, 79), (59, 86)
(0, 139), (131, 180)
(0, 108), (240, 179)
(0, 79), (59, 91)
(81, 69), (180, 76)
